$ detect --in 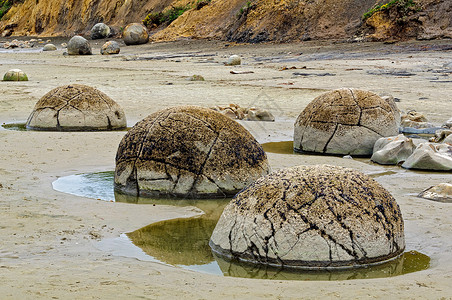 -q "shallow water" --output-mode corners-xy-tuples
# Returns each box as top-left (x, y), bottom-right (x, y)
(53, 171), (431, 280)
(1, 122), (27, 131)
(1, 122), (131, 132)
